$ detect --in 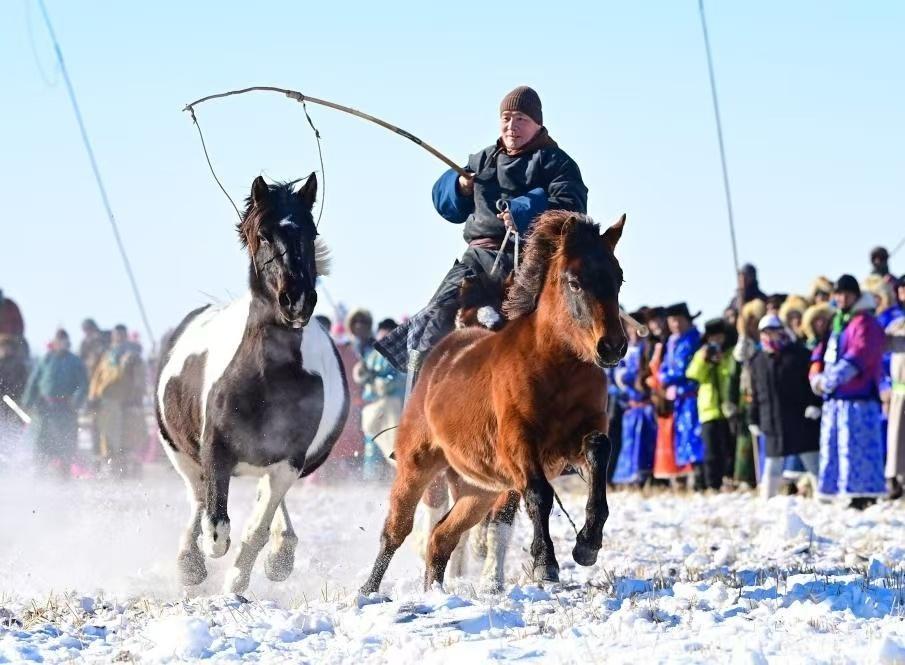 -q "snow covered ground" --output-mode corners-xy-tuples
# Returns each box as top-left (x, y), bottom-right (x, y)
(1, 449), (904, 663)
